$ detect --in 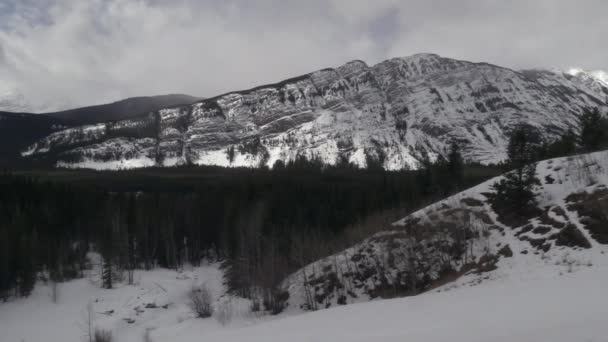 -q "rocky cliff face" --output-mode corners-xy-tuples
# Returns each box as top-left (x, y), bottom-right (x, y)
(21, 53), (608, 170)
